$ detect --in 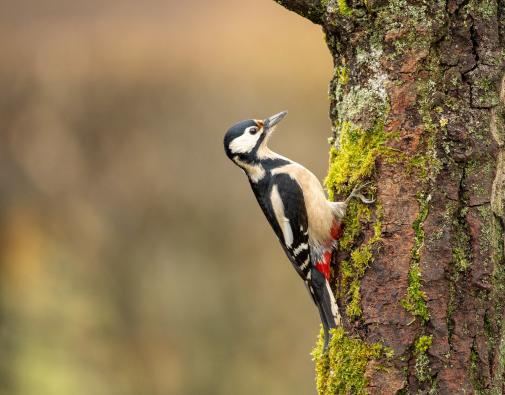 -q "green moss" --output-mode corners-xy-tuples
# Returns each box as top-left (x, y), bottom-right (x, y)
(402, 264), (430, 322)
(414, 335), (433, 382)
(312, 327), (384, 395)
(406, 154), (431, 180)
(339, 201), (371, 251)
(412, 195), (429, 261)
(401, 194), (430, 323)
(415, 335), (433, 354)
(350, 245), (374, 276)
(339, 205), (383, 319)
(346, 280), (363, 318)
(453, 246), (470, 272)
(338, 0), (352, 16)
(336, 66), (349, 86)
(325, 119), (387, 199)
(470, 341), (486, 392)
